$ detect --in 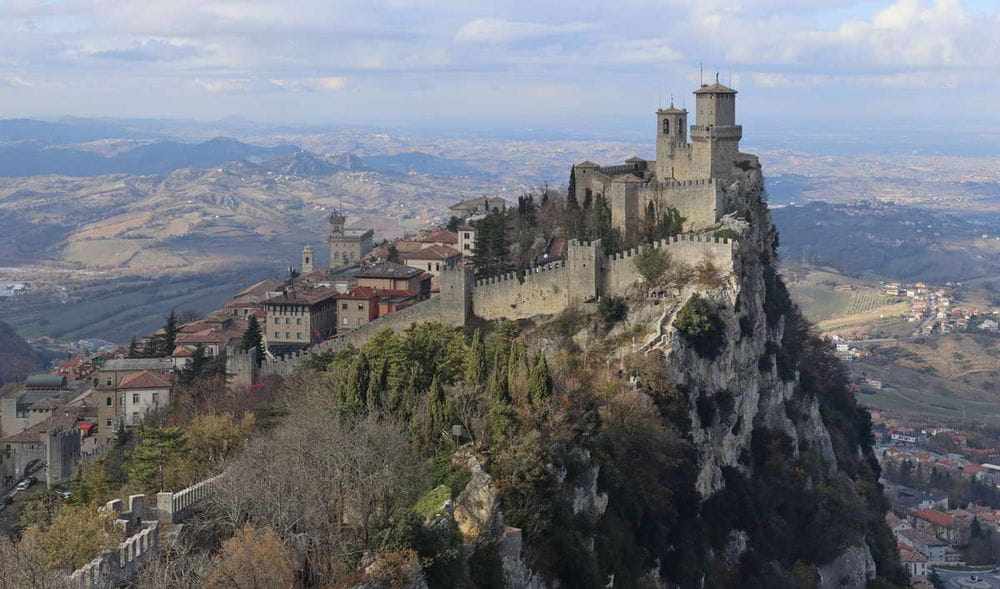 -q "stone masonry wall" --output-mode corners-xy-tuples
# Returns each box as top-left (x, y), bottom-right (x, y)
(473, 262), (570, 320)
(604, 234), (735, 296)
